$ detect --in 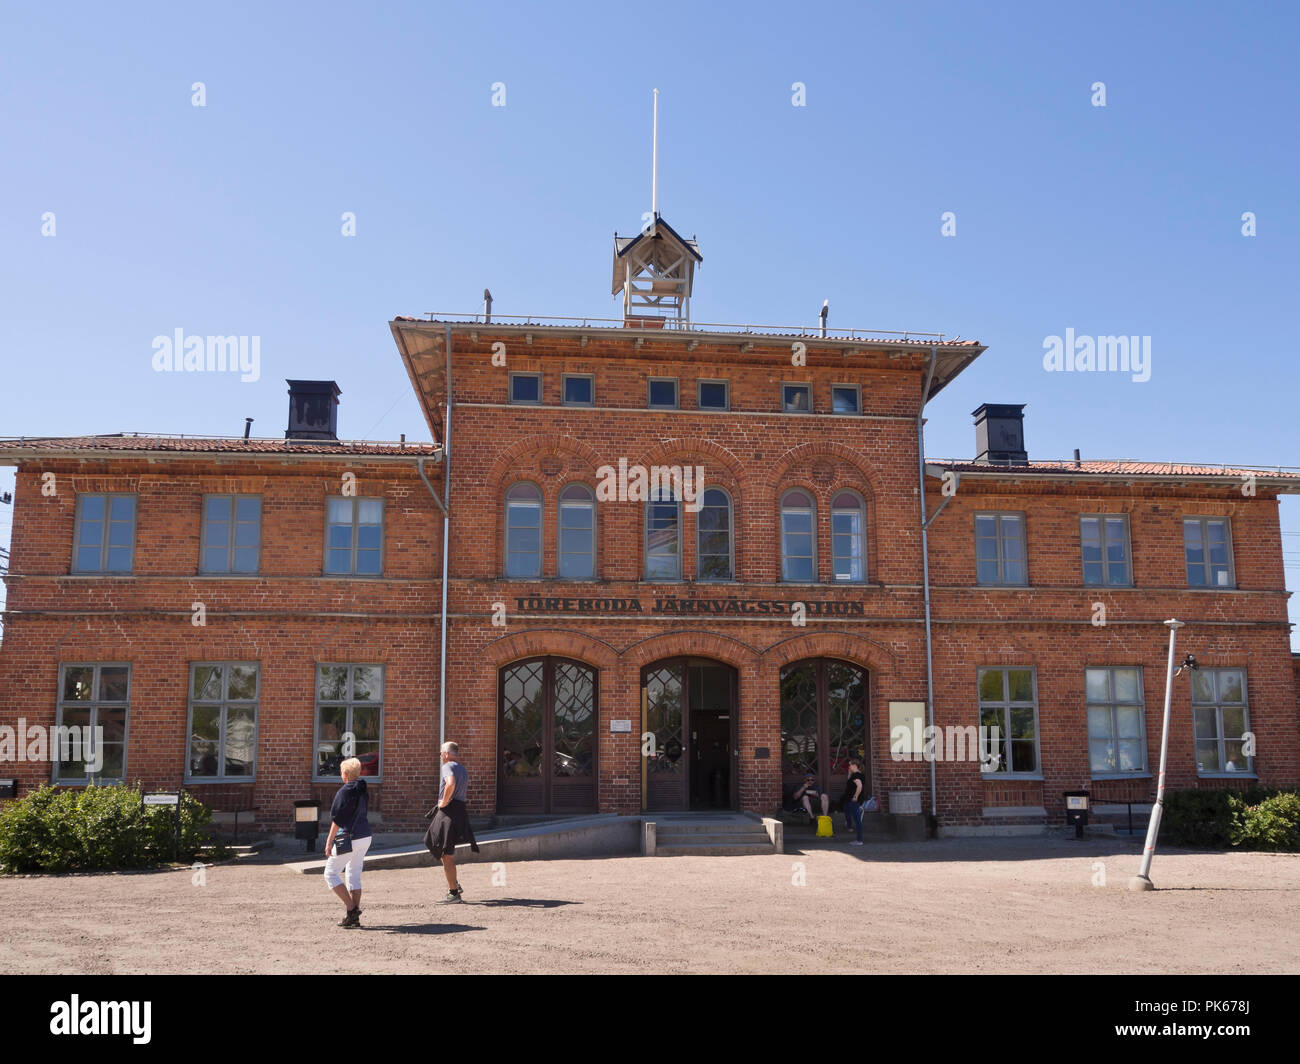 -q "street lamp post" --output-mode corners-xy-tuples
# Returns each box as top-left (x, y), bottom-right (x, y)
(1129, 619), (1184, 891)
